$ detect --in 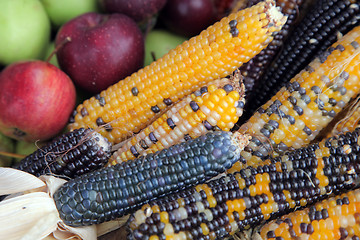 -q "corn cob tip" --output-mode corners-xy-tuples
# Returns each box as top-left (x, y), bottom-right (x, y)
(264, 0), (288, 33)
(233, 131), (252, 155)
